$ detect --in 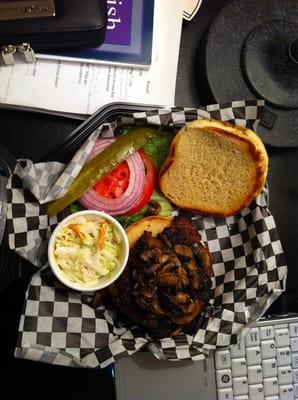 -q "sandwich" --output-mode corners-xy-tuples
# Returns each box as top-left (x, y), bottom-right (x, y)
(100, 215), (213, 339)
